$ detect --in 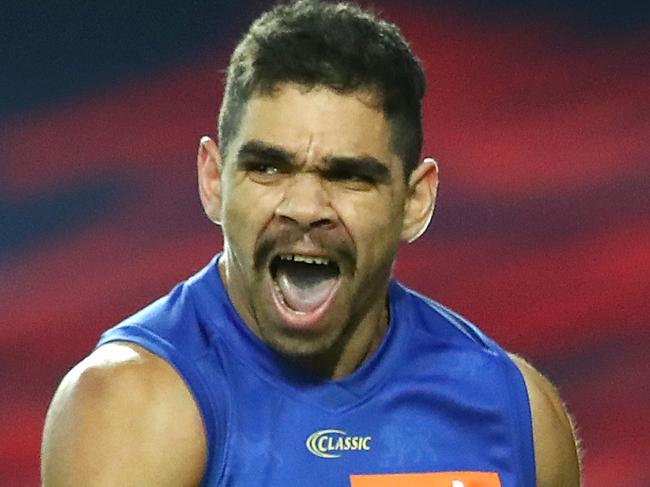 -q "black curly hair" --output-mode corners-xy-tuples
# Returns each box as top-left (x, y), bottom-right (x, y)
(218, 0), (426, 177)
